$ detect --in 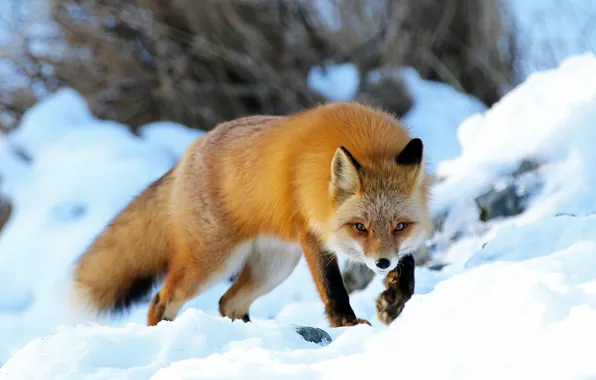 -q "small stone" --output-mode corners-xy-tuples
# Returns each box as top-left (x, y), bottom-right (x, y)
(293, 325), (333, 346)
(474, 175), (541, 221)
(427, 262), (448, 271)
